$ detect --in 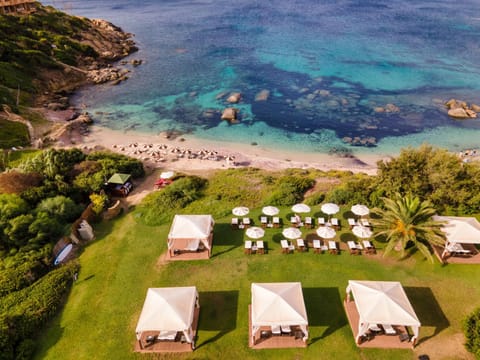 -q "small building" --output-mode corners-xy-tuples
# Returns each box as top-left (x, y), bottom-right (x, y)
(0, 0), (36, 15)
(106, 173), (133, 197)
(167, 215), (214, 260)
(250, 282), (309, 349)
(135, 286), (200, 353)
